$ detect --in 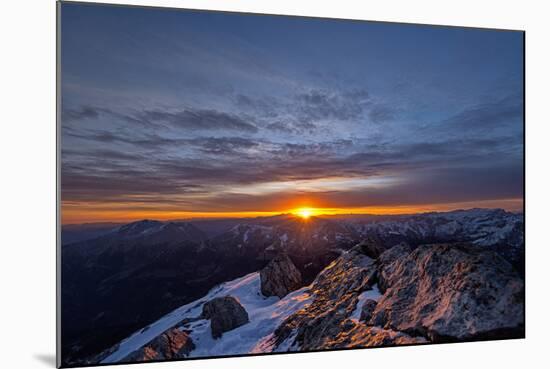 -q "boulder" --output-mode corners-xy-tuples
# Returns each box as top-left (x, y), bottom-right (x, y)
(370, 243), (524, 342)
(122, 328), (195, 361)
(201, 296), (249, 339)
(260, 253), (303, 298)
